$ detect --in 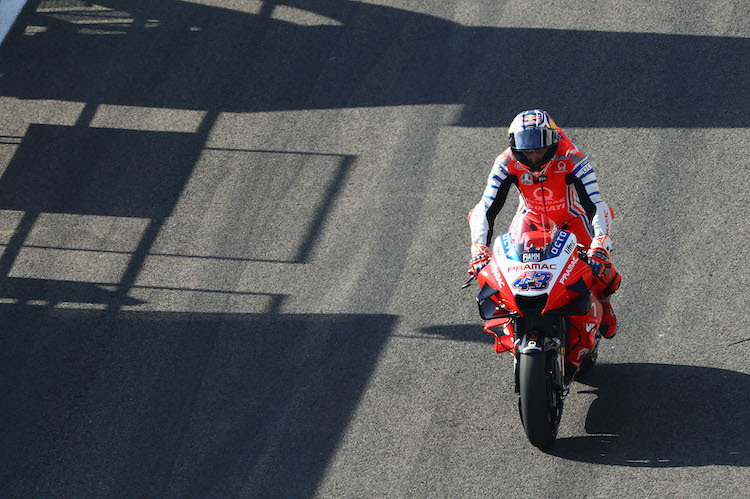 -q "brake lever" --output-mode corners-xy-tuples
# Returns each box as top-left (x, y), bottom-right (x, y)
(461, 274), (475, 289)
